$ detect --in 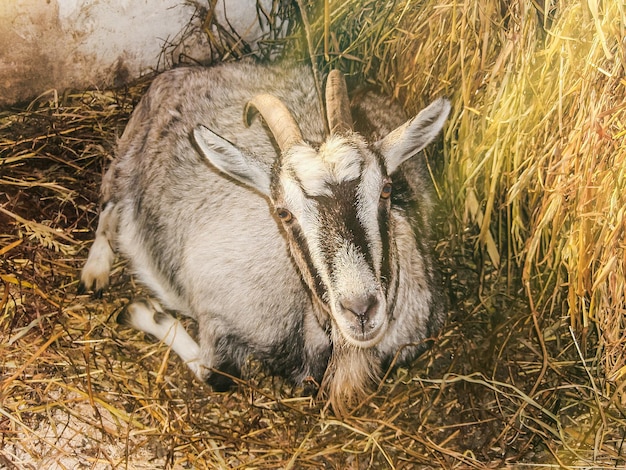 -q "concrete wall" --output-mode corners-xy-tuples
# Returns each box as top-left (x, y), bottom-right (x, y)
(0, 0), (277, 107)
